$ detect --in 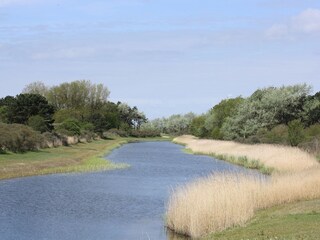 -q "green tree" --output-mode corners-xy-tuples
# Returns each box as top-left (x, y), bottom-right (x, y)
(142, 113), (195, 135)
(222, 84), (311, 140)
(46, 80), (110, 110)
(28, 115), (48, 133)
(101, 102), (121, 129)
(57, 119), (81, 135)
(0, 96), (15, 123)
(89, 113), (108, 135)
(288, 119), (305, 146)
(189, 115), (208, 137)
(303, 91), (320, 126)
(3, 94), (55, 131)
(204, 97), (243, 139)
